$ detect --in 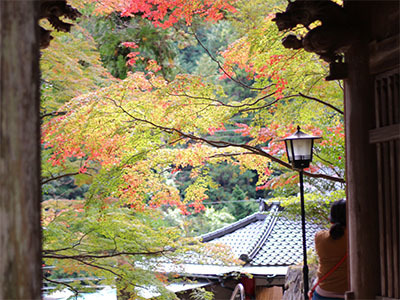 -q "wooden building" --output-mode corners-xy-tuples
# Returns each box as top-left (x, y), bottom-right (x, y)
(343, 2), (399, 299)
(274, 1), (399, 298)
